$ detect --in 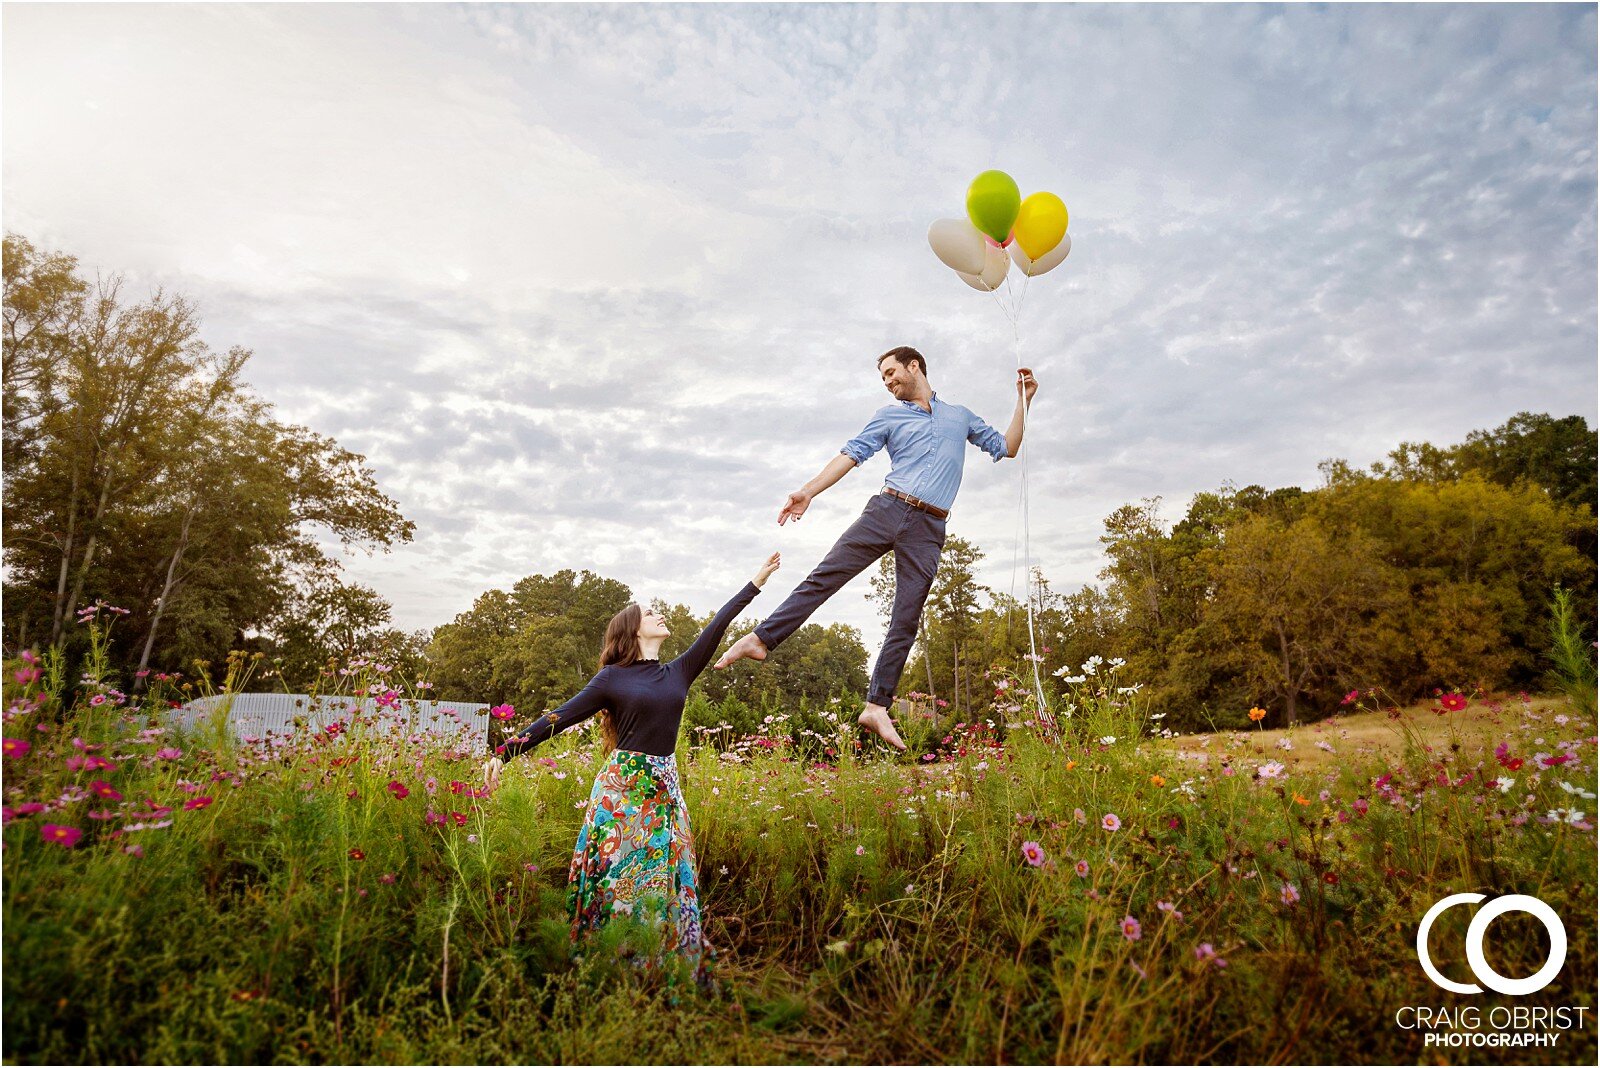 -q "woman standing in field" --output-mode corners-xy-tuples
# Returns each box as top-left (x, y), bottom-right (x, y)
(483, 552), (780, 984)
